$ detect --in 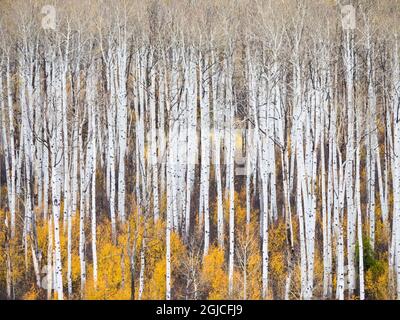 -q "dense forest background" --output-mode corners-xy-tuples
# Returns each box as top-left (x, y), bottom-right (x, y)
(0, 0), (400, 300)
